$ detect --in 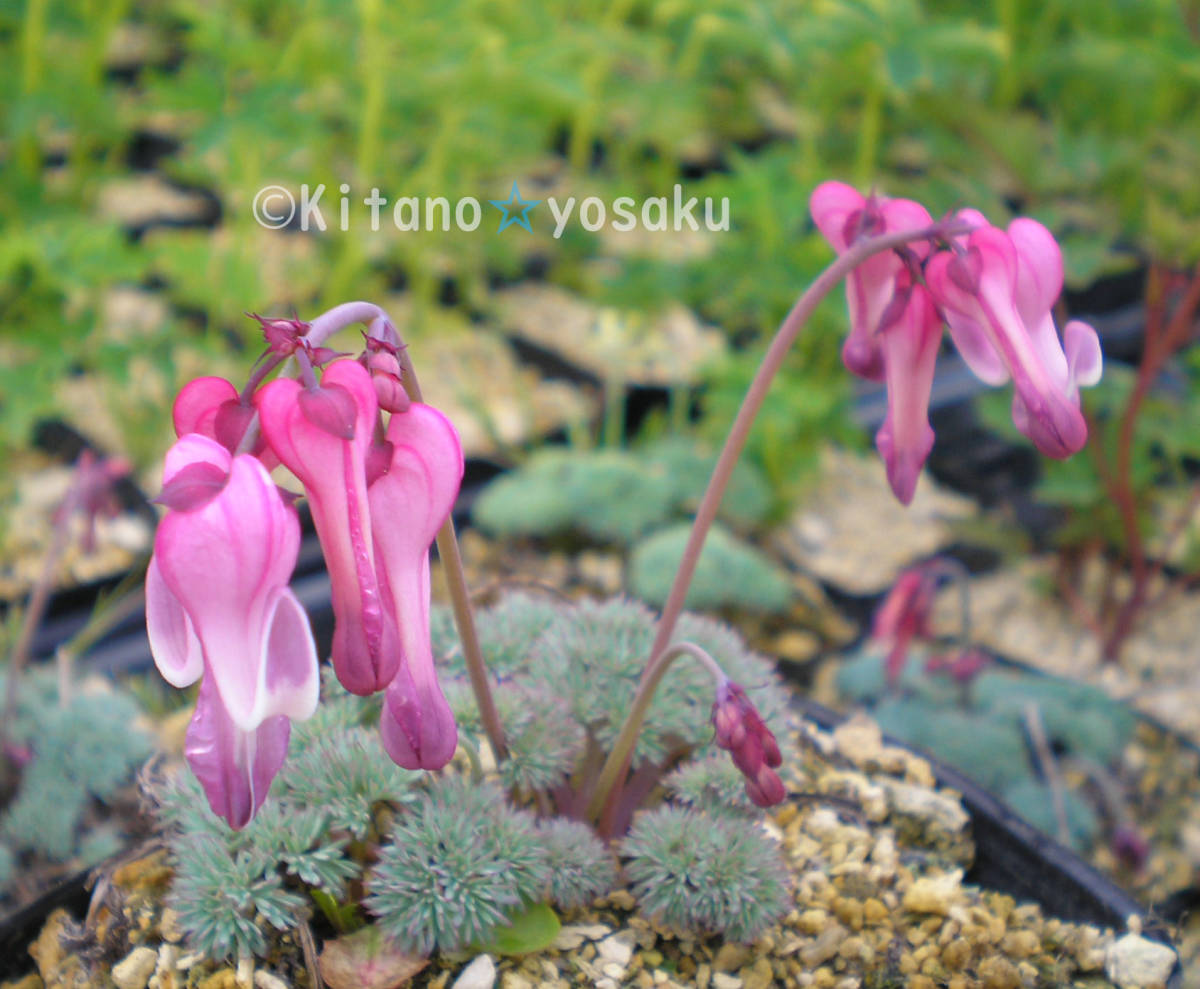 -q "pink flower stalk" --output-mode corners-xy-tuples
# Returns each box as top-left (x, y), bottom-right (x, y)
(711, 680), (786, 807)
(810, 183), (1103, 503)
(926, 218), (1103, 459)
(370, 403), (464, 770)
(146, 434), (318, 828)
(257, 359), (402, 695)
(871, 565), (938, 686)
